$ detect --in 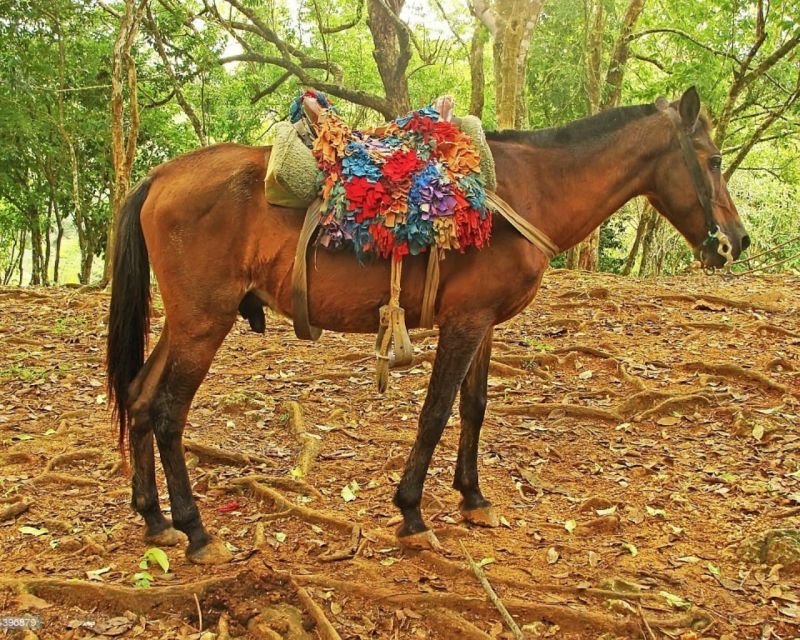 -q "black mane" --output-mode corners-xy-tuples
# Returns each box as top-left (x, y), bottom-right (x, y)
(486, 103), (658, 147)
